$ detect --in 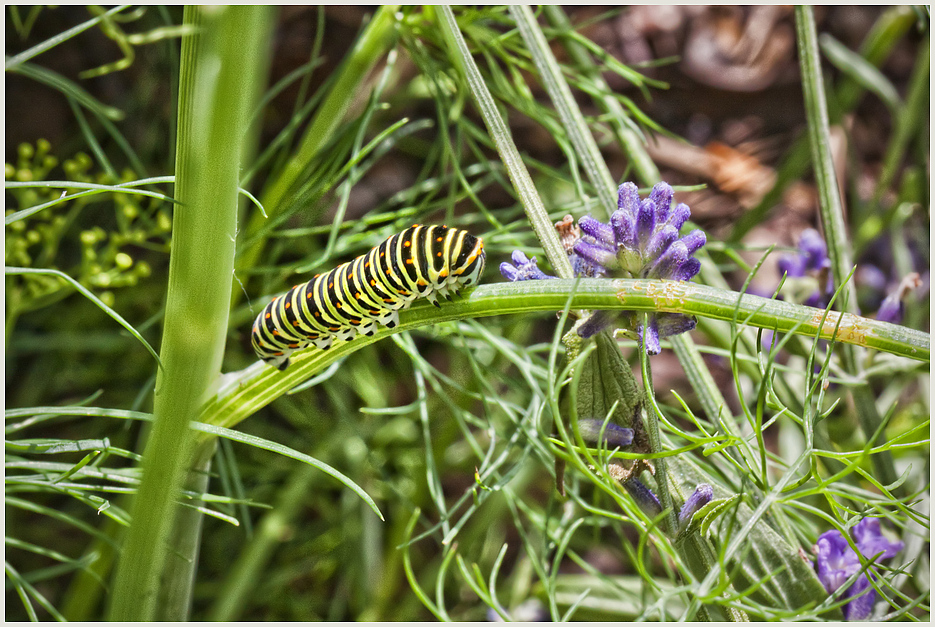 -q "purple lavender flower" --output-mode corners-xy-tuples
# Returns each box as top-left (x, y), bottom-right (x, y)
(499, 182), (705, 355)
(814, 518), (903, 621)
(778, 228), (833, 308)
(574, 182), (704, 353)
(623, 477), (663, 518)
